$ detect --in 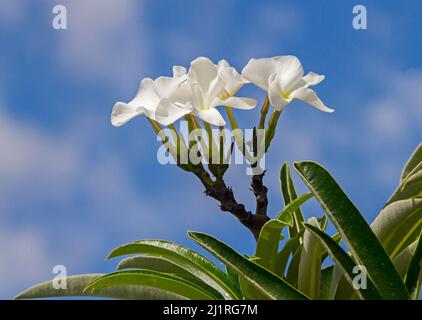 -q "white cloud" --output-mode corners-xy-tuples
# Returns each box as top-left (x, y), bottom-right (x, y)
(0, 228), (53, 297)
(55, 0), (148, 90)
(363, 67), (422, 187)
(0, 0), (26, 26)
(366, 68), (422, 143)
(234, 3), (304, 62)
(0, 107), (162, 298)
